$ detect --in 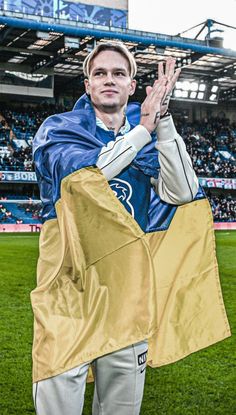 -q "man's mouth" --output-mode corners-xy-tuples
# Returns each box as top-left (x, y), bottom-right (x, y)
(101, 90), (118, 94)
